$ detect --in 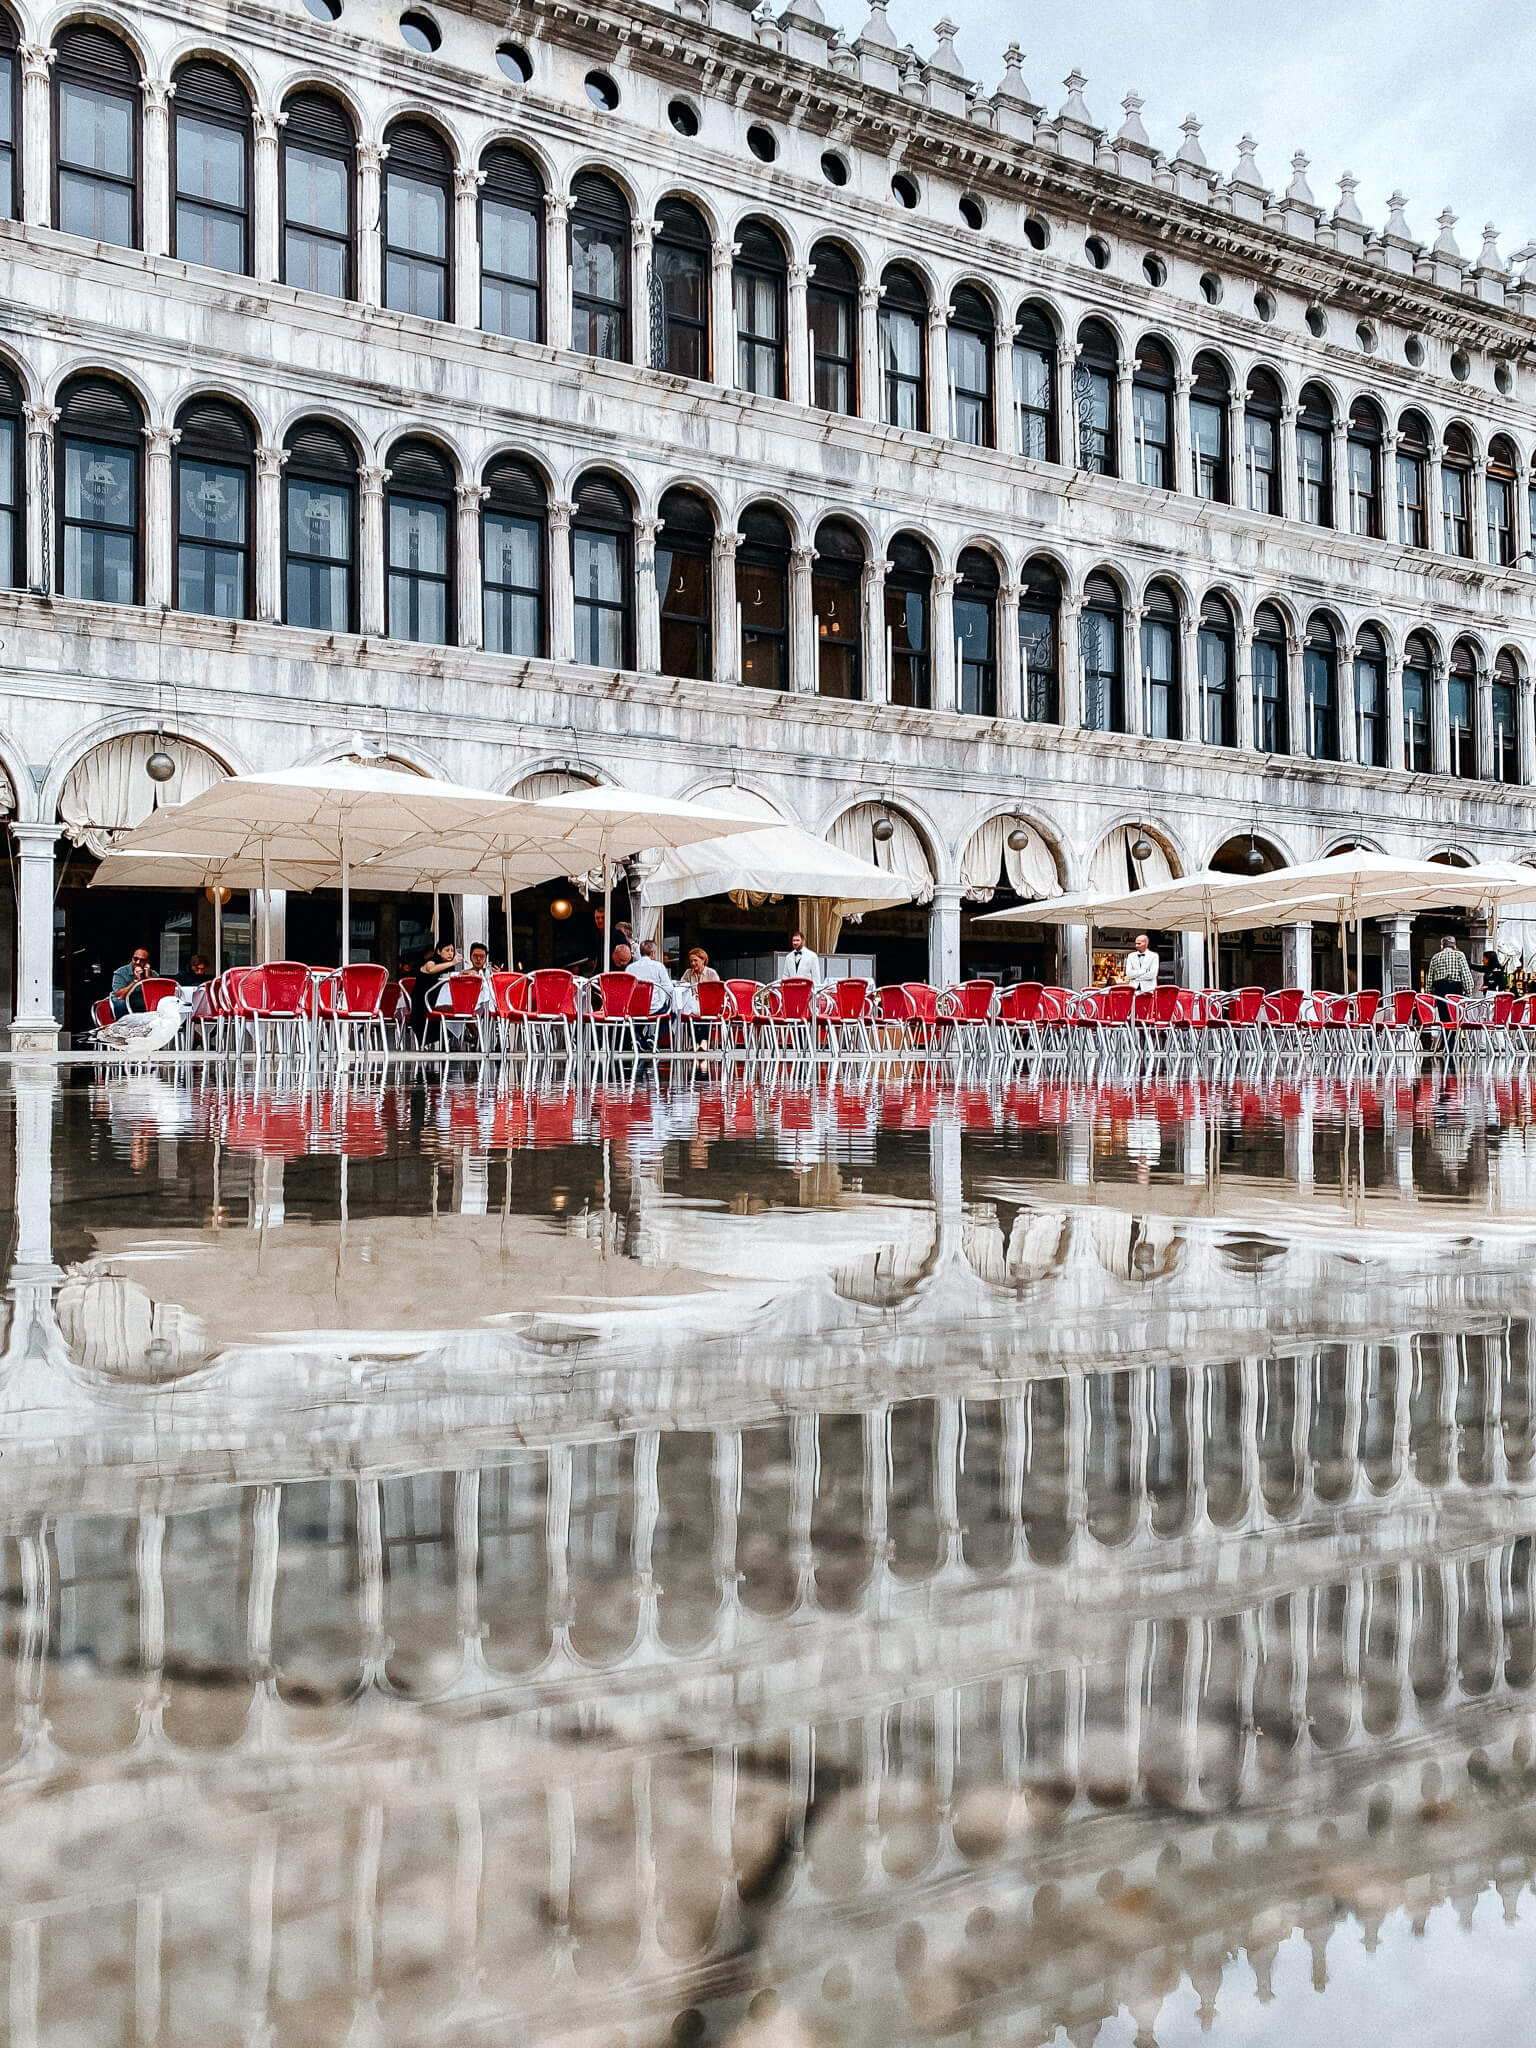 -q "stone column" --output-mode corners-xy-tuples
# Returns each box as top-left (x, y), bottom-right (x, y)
(453, 167), (484, 330)
(1181, 930), (1205, 988)
(357, 141), (387, 309)
(861, 555), (888, 706)
(1470, 456), (1488, 563)
(634, 513), (661, 673)
(23, 402), (57, 596)
(789, 541), (816, 694)
(252, 110), (281, 284)
(927, 306), (949, 436)
(1172, 372), (1192, 495)
(1336, 641), (1358, 764)
(630, 218), (655, 368)
(1286, 633), (1307, 761)
(997, 580), (1023, 722)
(927, 881), (962, 987)
(1328, 417), (1348, 533)
(710, 239), (737, 386)
(1380, 915), (1413, 991)
(10, 823), (59, 1051)
(544, 195), (570, 349)
(931, 568), (958, 713)
(254, 445), (287, 623)
(1064, 924), (1090, 990)
(1426, 443), (1444, 553)
(1282, 920), (1312, 996)
(786, 260), (811, 408)
(1122, 601), (1145, 737)
(1385, 645), (1406, 770)
(547, 500), (574, 661)
(1058, 341), (1081, 467)
(143, 425), (180, 609)
(712, 529), (739, 685)
(358, 464), (389, 636)
(1430, 656), (1450, 774)
(20, 45), (52, 230)
(455, 483), (487, 650)
(1474, 662), (1493, 780)
(1521, 677), (1536, 786)
(858, 284), (881, 422)
(1234, 615), (1255, 750)
(1277, 402), (1297, 521)
(1177, 609), (1199, 743)
(142, 78), (172, 258)
(1060, 595), (1083, 727)
(1114, 358), (1135, 481)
